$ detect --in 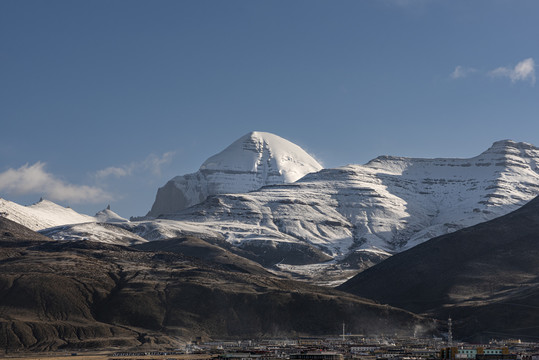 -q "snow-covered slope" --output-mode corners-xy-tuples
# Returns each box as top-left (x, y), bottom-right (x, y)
(147, 140), (539, 260)
(0, 198), (95, 231)
(41, 222), (146, 246)
(147, 131), (323, 217)
(0, 199), (138, 245)
(0, 198), (131, 231)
